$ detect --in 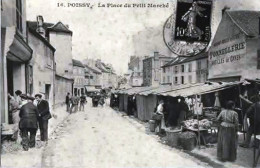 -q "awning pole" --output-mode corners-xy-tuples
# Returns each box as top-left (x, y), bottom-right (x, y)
(253, 82), (258, 167)
(238, 85), (246, 140)
(196, 94), (200, 149)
